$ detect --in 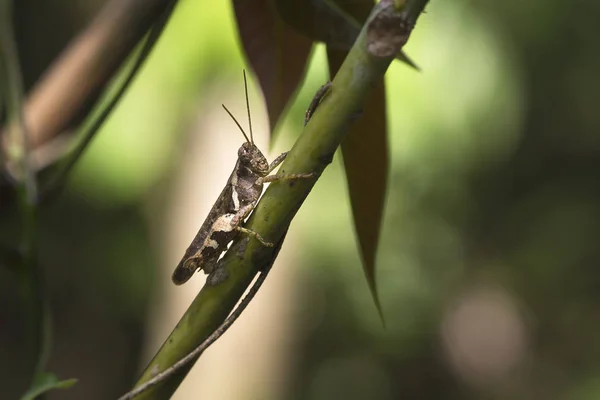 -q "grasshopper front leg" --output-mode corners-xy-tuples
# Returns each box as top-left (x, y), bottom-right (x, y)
(259, 152), (315, 186)
(267, 151), (288, 174)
